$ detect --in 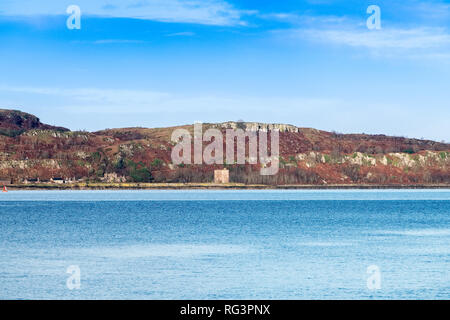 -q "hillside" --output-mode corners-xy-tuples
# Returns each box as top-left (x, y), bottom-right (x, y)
(0, 109), (449, 186)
